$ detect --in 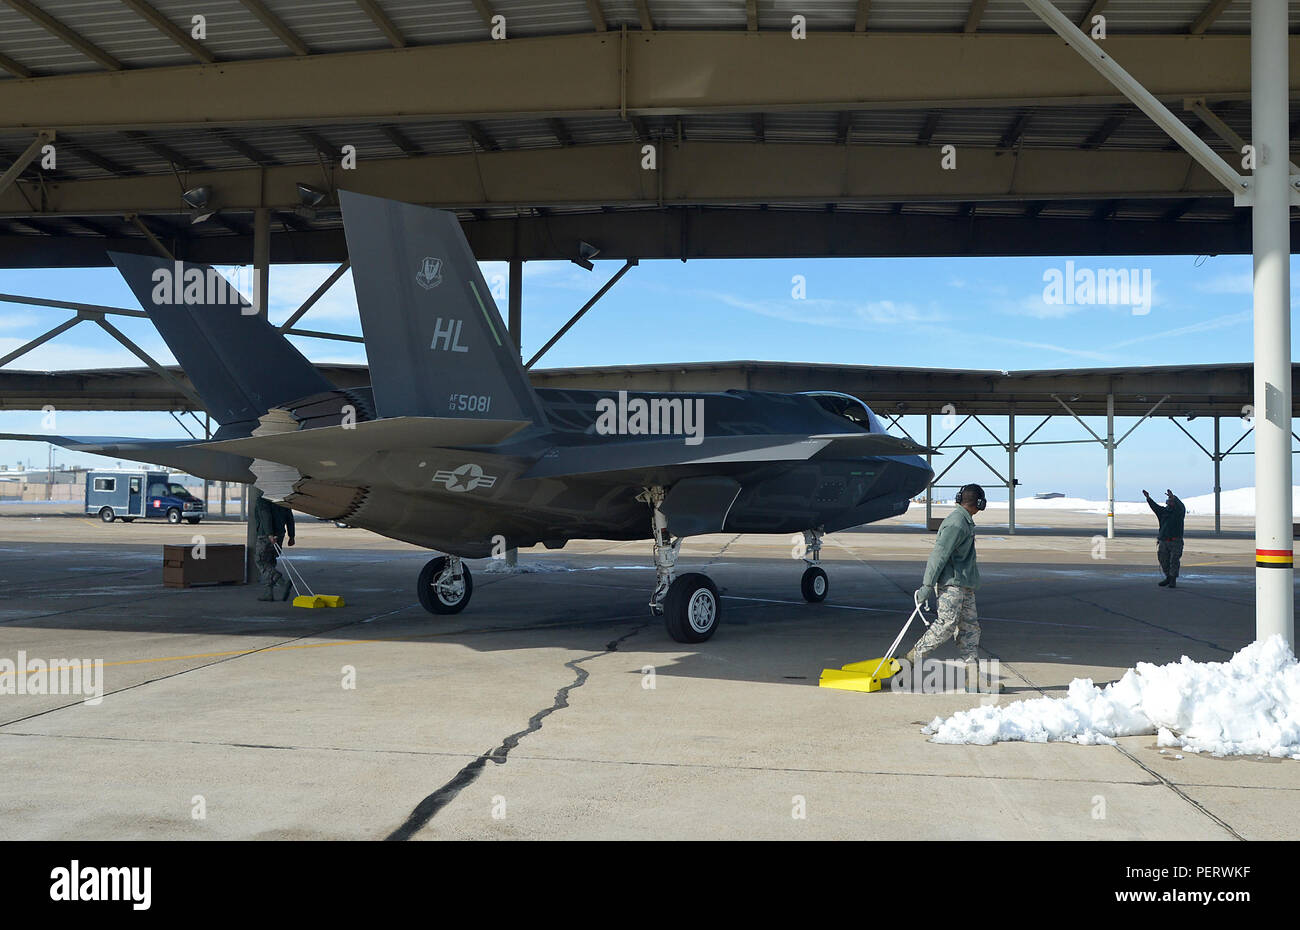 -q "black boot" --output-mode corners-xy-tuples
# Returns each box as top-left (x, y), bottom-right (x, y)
(1158, 576), (1170, 586)
(1167, 578), (1177, 589)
